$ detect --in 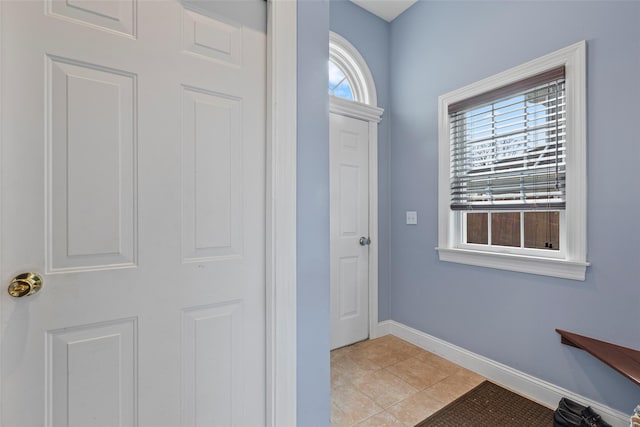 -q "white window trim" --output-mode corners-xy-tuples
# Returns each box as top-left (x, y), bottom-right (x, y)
(437, 41), (590, 281)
